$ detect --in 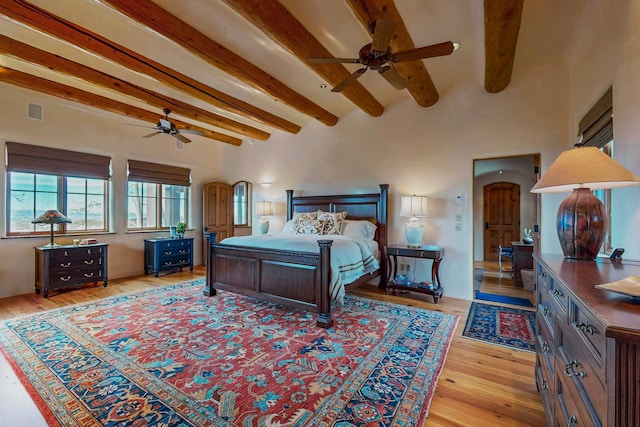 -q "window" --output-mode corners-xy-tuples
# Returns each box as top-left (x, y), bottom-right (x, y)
(127, 160), (190, 231)
(577, 87), (613, 253)
(233, 181), (252, 226)
(5, 142), (110, 236)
